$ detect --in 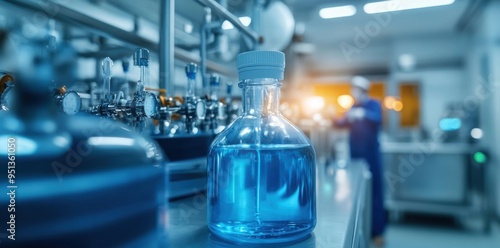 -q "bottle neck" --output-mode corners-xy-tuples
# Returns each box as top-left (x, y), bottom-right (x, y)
(241, 78), (280, 116)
